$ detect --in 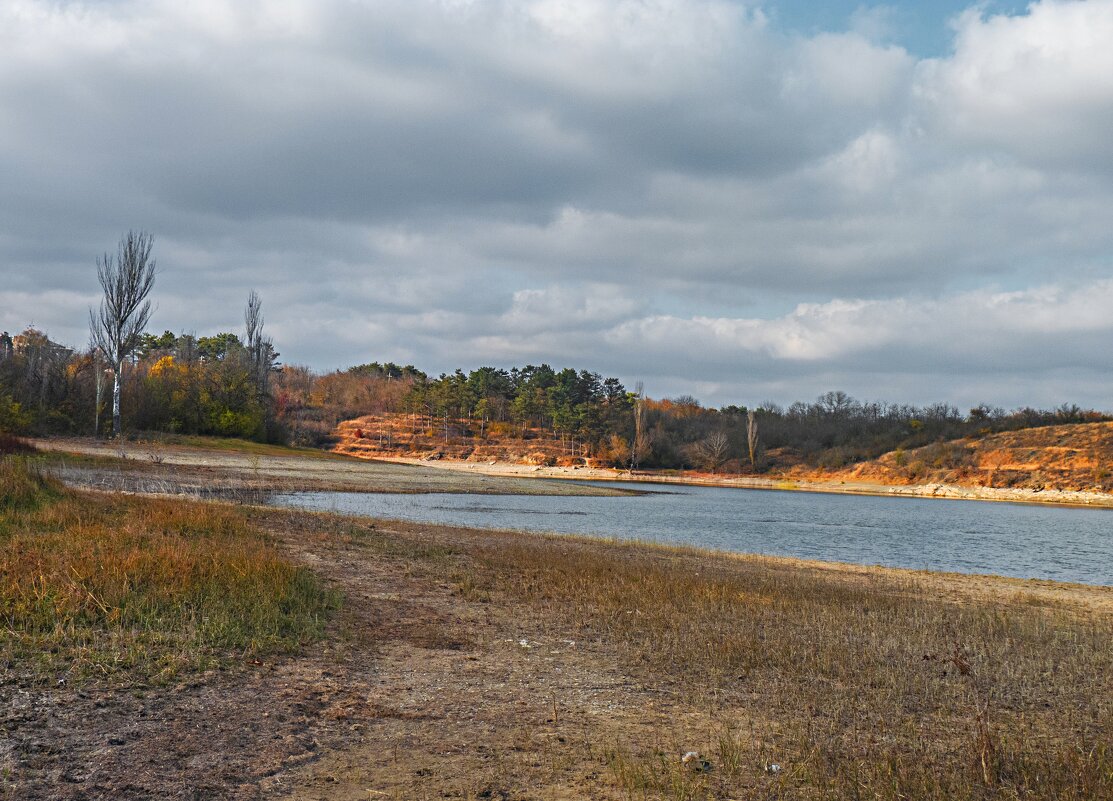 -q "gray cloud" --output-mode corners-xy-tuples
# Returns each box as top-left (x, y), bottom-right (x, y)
(2, 0), (1113, 410)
